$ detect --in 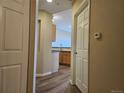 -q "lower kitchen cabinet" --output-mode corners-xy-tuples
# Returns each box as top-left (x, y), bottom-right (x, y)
(59, 51), (71, 66)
